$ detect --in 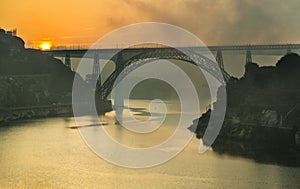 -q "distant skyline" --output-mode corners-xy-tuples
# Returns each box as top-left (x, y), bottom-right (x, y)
(1, 0), (300, 48)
